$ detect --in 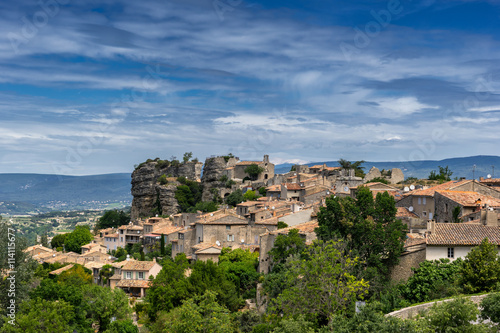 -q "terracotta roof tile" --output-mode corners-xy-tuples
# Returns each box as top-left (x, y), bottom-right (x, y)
(284, 183), (303, 191)
(49, 264), (74, 275)
(121, 260), (158, 271)
(396, 207), (419, 218)
(408, 180), (471, 197)
(117, 279), (151, 288)
(436, 191), (500, 207)
(427, 223), (500, 246)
